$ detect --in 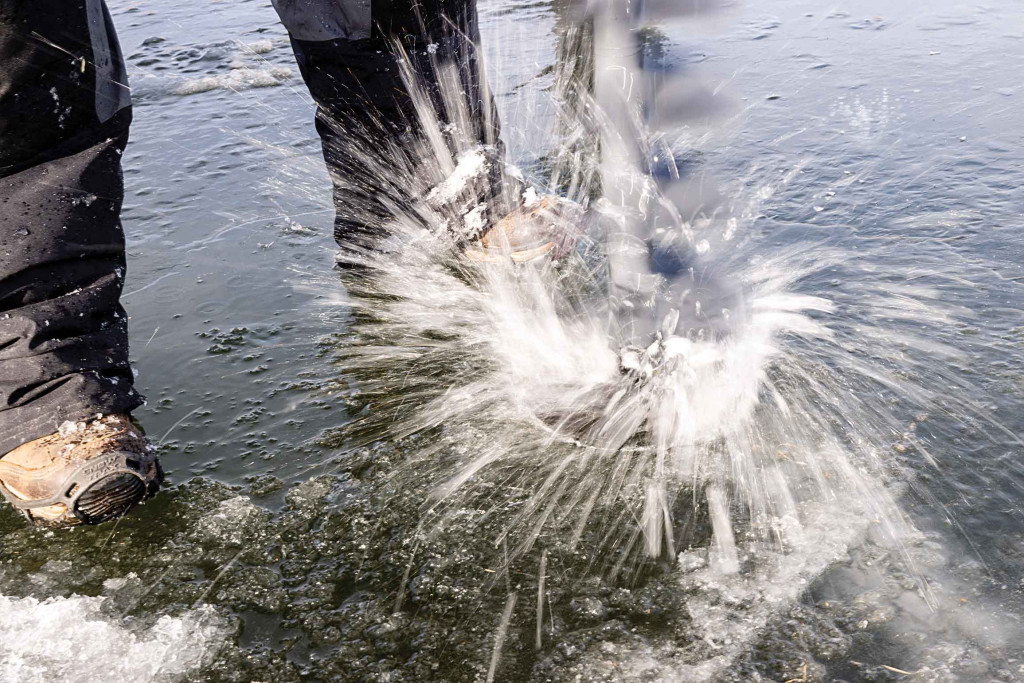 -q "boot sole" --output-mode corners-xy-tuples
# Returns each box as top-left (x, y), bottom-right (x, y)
(0, 450), (162, 527)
